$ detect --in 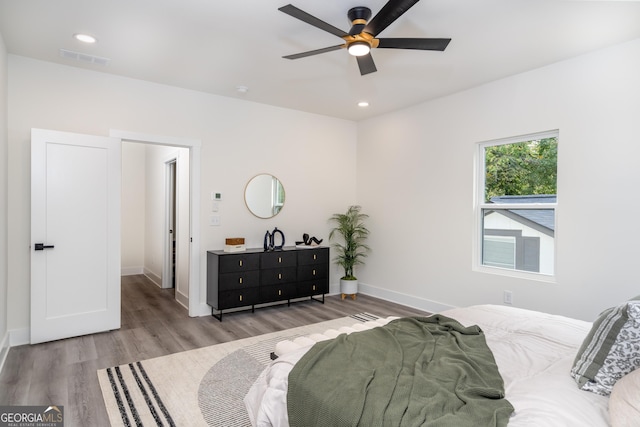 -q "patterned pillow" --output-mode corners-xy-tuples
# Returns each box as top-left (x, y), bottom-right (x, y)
(570, 300), (640, 396)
